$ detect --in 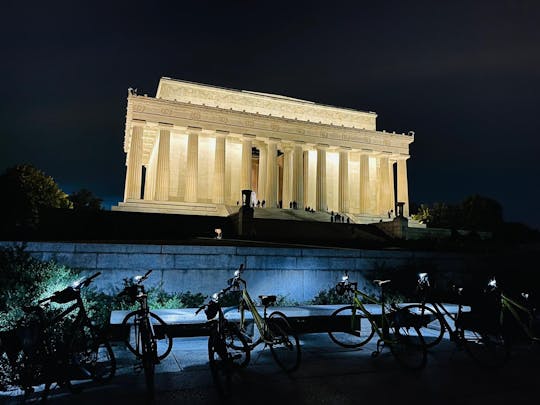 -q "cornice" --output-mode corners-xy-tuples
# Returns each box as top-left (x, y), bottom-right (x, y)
(156, 78), (377, 130)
